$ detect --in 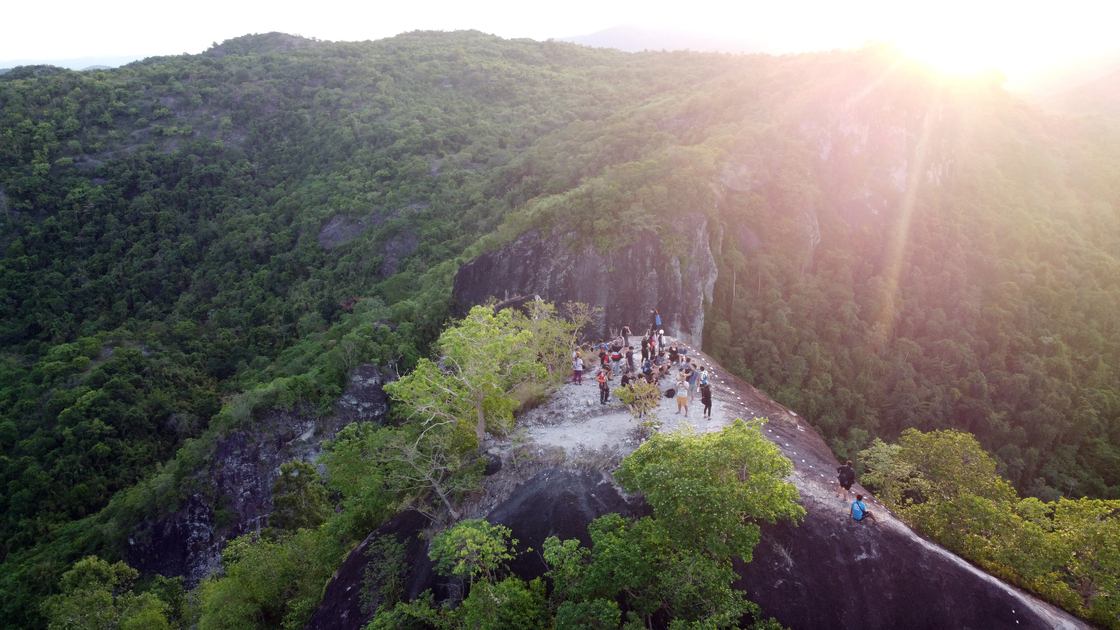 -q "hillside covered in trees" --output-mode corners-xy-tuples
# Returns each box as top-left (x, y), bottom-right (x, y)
(1, 29), (1119, 628)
